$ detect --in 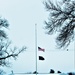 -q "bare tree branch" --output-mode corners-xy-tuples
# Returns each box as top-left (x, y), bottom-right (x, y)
(0, 17), (26, 67)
